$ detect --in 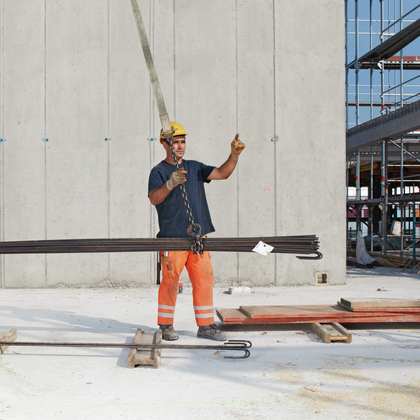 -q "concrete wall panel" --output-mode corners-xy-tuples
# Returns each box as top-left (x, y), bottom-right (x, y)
(275, 0), (346, 285)
(45, 0), (109, 286)
(107, 0), (152, 286)
(2, 0), (46, 287)
(0, 0), (3, 286)
(237, 0), (276, 285)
